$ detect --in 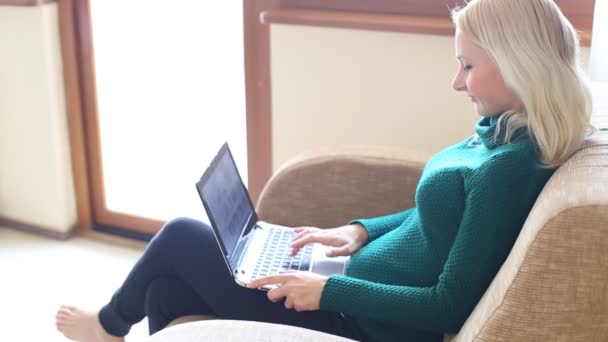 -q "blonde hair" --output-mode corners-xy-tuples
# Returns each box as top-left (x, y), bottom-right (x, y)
(452, 0), (593, 168)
